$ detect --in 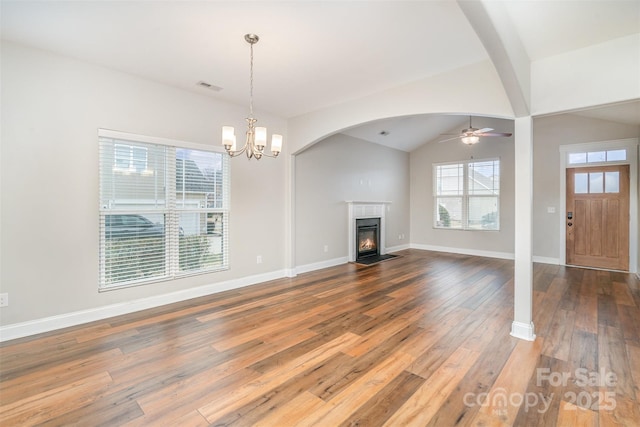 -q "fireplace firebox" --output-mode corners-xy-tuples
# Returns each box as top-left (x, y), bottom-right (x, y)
(356, 218), (380, 262)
